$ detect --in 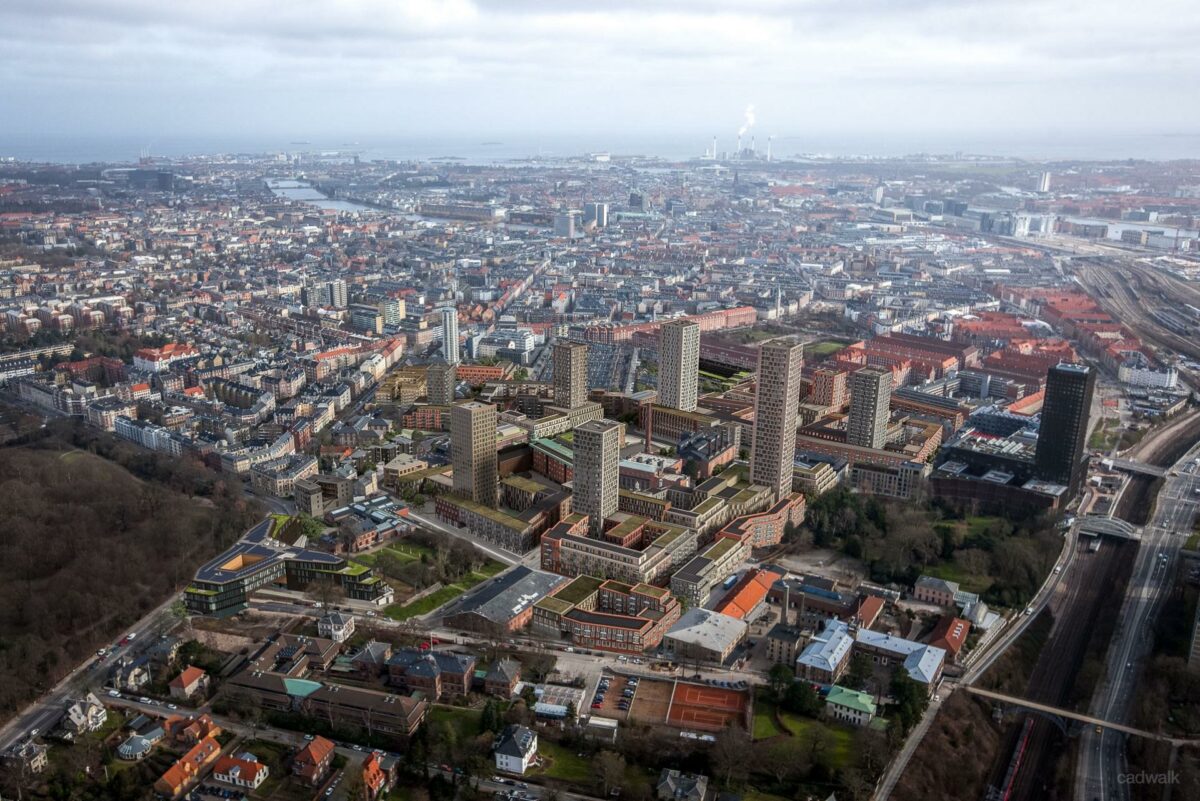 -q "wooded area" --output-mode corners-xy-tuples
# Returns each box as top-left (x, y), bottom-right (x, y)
(0, 420), (262, 723)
